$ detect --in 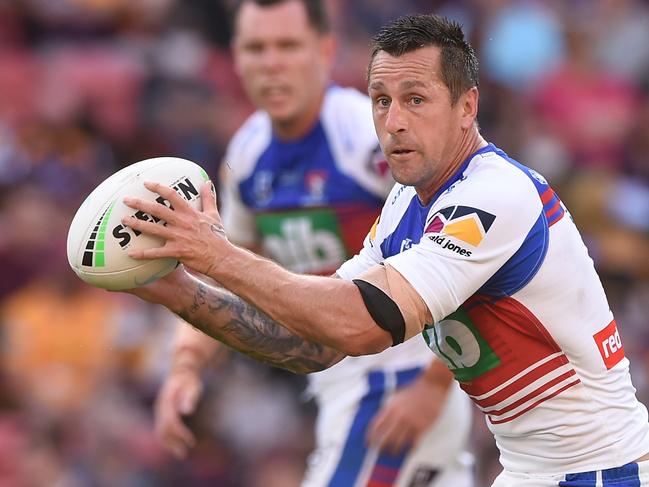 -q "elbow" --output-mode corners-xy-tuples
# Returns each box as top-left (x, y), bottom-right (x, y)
(279, 349), (345, 375)
(336, 328), (391, 357)
(343, 341), (388, 357)
(337, 307), (394, 356)
(281, 360), (329, 374)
